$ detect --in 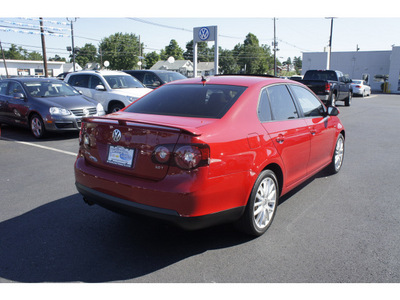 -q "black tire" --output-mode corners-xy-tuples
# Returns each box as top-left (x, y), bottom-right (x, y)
(236, 170), (279, 236)
(108, 102), (124, 113)
(331, 93), (337, 107)
(327, 133), (345, 174)
(30, 114), (46, 139)
(345, 91), (352, 106)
